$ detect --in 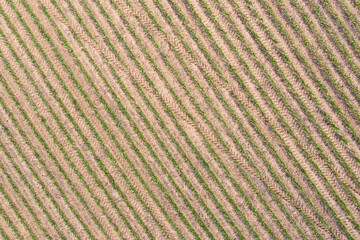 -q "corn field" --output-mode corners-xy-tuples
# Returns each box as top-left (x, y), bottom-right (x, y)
(0, 0), (360, 239)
